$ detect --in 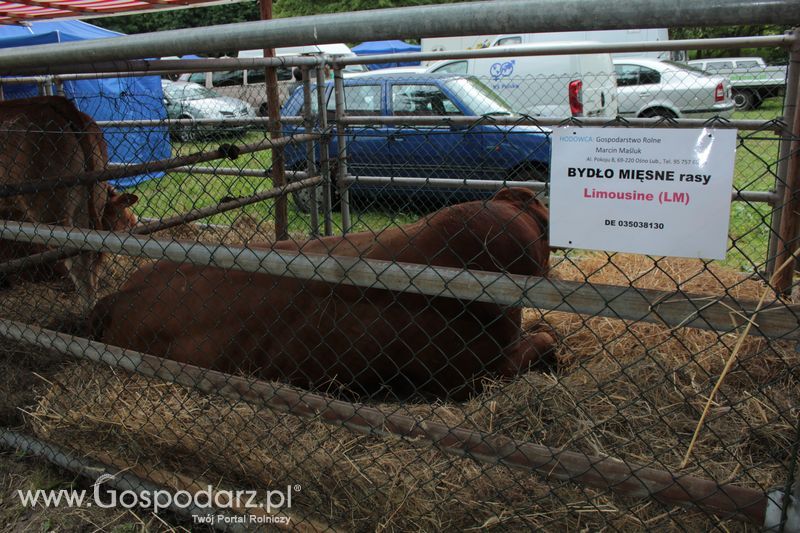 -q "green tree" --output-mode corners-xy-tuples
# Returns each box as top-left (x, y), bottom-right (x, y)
(92, 1), (260, 35)
(92, 0), (465, 35)
(273, 0), (463, 18)
(671, 25), (790, 64)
